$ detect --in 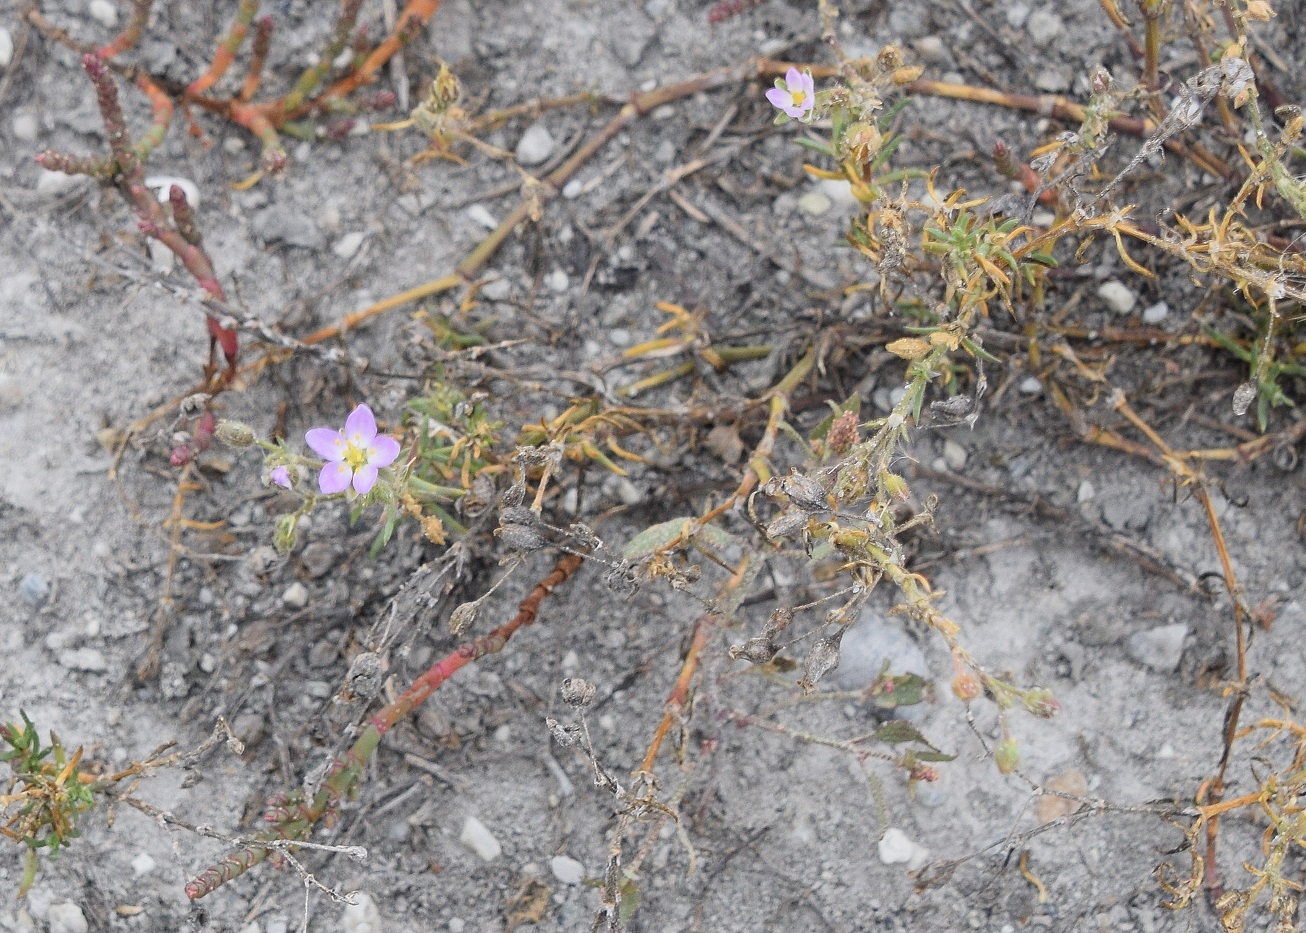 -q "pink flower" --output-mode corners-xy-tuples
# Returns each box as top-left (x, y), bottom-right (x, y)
(271, 466), (292, 489)
(766, 67), (815, 120)
(305, 404), (401, 496)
